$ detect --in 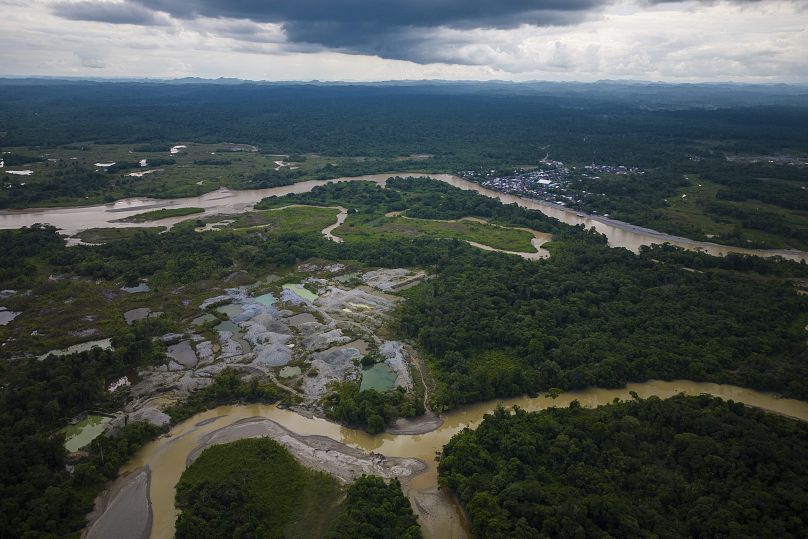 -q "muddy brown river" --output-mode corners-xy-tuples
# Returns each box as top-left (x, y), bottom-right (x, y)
(1, 173), (806, 261)
(118, 380), (808, 539)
